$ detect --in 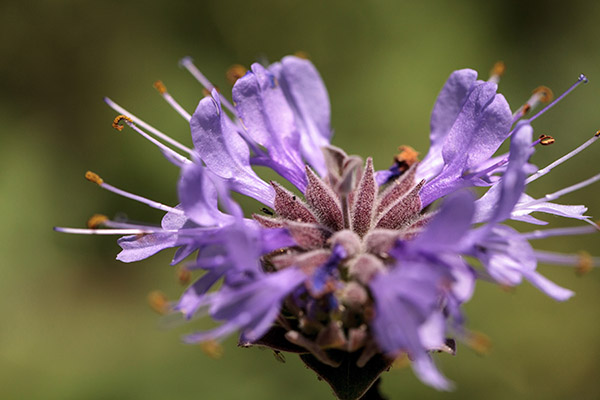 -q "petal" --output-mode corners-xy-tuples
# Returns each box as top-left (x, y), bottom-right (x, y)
(213, 268), (305, 339)
(411, 353), (454, 391)
(521, 270), (575, 301)
(176, 267), (227, 318)
(514, 194), (589, 221)
(270, 56), (332, 176)
(420, 81), (513, 205)
(490, 122), (534, 223)
(418, 69), (478, 181)
(190, 90), (274, 206)
(116, 232), (179, 263)
(411, 190), (475, 253)
(418, 311), (446, 350)
(178, 162), (232, 226)
(233, 64), (307, 190)
(469, 122), (535, 226)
